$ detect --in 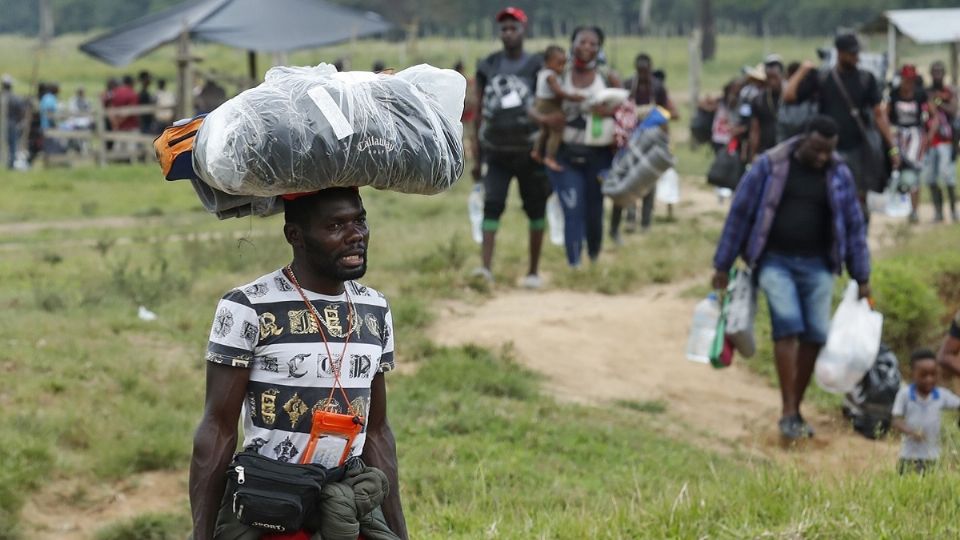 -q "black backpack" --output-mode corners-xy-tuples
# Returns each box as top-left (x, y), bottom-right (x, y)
(478, 53), (539, 152)
(843, 344), (901, 440)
